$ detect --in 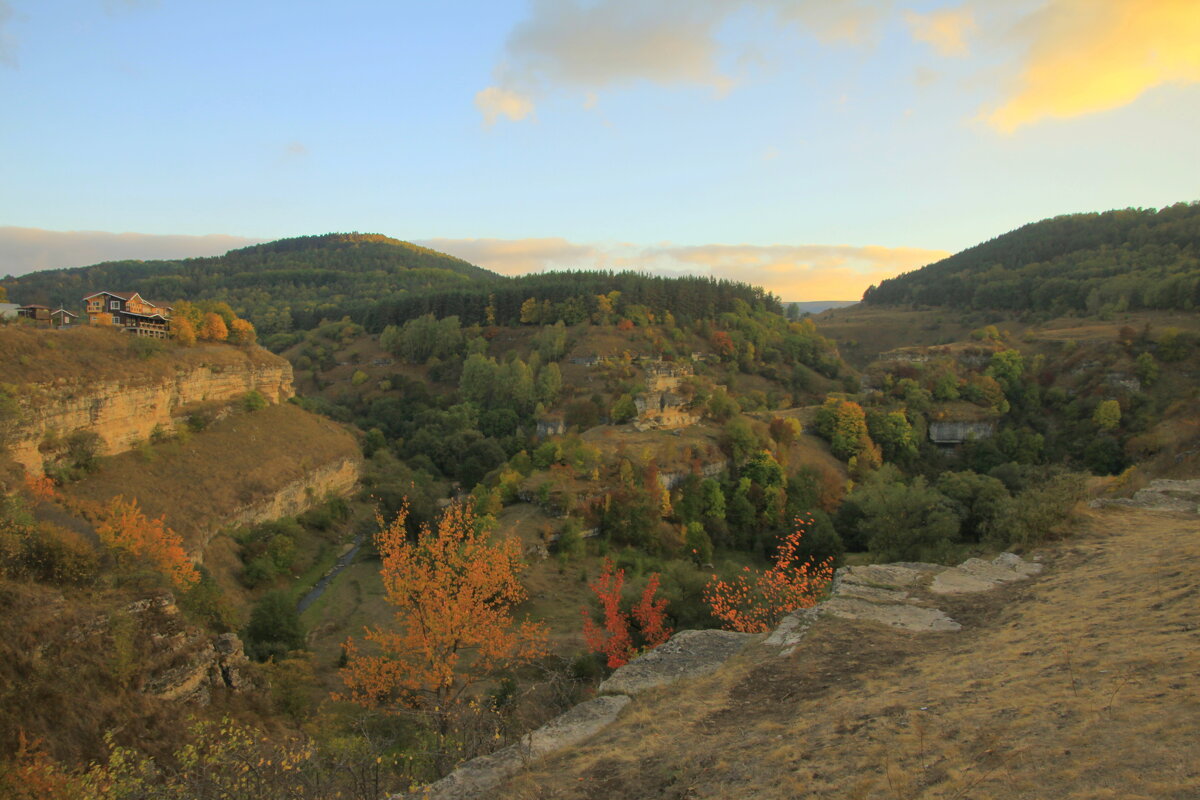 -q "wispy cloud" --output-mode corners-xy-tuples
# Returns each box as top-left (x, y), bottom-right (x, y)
(418, 237), (948, 300)
(0, 228), (263, 277)
(0, 1), (18, 68)
(475, 86), (536, 126)
(904, 6), (976, 57)
(476, 0), (885, 124)
(416, 237), (605, 275)
(984, 0), (1200, 133)
(103, 0), (159, 15)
